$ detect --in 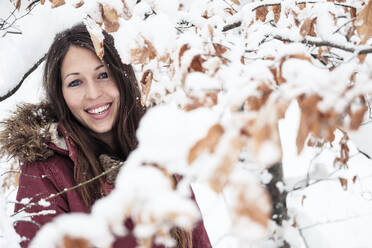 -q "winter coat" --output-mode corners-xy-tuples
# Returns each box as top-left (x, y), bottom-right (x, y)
(0, 103), (211, 248)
